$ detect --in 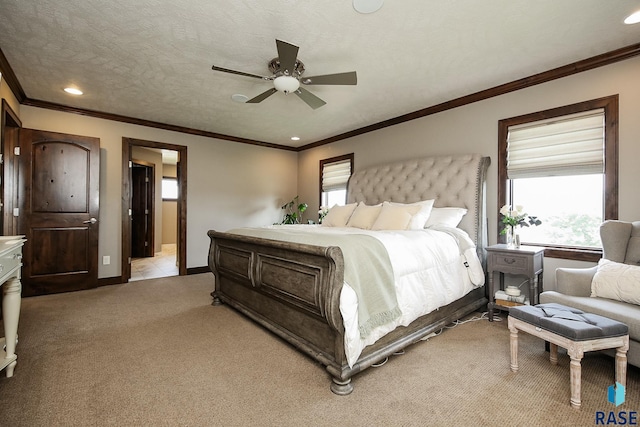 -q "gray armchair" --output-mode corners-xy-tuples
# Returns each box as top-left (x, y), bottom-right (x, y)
(540, 220), (640, 367)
